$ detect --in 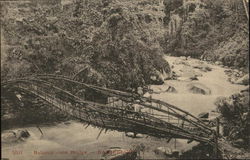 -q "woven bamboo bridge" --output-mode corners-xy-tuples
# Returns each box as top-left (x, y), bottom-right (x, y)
(1, 74), (217, 145)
